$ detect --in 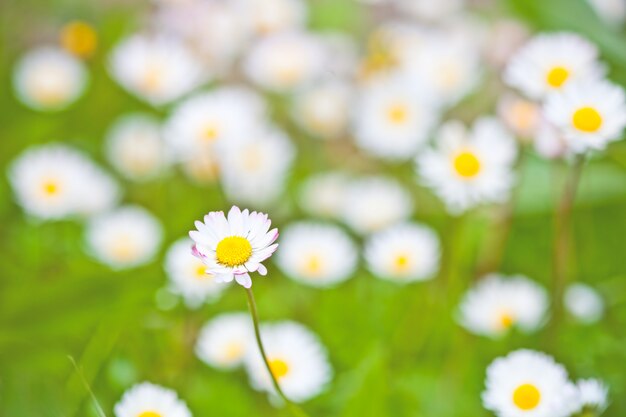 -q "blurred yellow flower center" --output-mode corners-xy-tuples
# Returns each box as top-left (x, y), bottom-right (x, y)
(60, 21), (98, 58)
(453, 152), (481, 178)
(393, 254), (411, 273)
(223, 342), (244, 361)
(387, 104), (408, 124)
(572, 107), (602, 132)
(194, 264), (209, 279)
(216, 236), (252, 267)
(111, 239), (138, 262)
(42, 180), (60, 196)
(269, 358), (290, 379)
(499, 312), (514, 329)
(511, 101), (537, 131)
(33, 85), (66, 106)
(304, 254), (322, 275)
(512, 383), (541, 410)
(141, 67), (164, 93)
(202, 125), (219, 142)
(546, 66), (569, 88)
(138, 411), (162, 417)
